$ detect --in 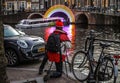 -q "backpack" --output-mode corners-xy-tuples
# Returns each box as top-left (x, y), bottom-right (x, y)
(46, 33), (61, 52)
